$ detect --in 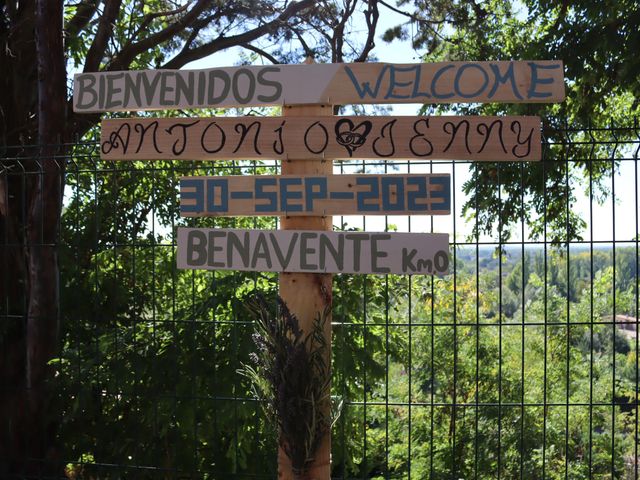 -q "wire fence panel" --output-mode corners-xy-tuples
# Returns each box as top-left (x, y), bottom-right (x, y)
(1, 122), (639, 478)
